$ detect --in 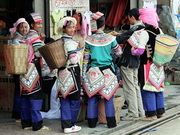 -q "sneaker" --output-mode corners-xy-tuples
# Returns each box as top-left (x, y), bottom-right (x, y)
(121, 115), (140, 121)
(64, 125), (81, 134)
